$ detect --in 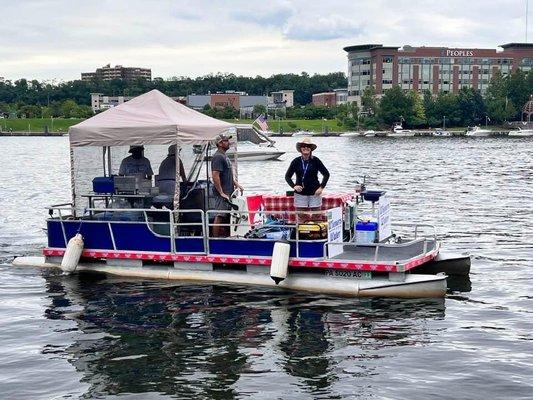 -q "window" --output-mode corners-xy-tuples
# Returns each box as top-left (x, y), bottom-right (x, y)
(382, 79), (393, 84)
(383, 56), (394, 63)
